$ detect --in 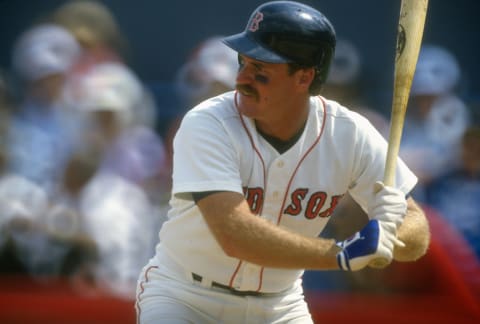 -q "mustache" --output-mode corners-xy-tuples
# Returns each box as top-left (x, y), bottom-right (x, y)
(236, 84), (259, 99)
